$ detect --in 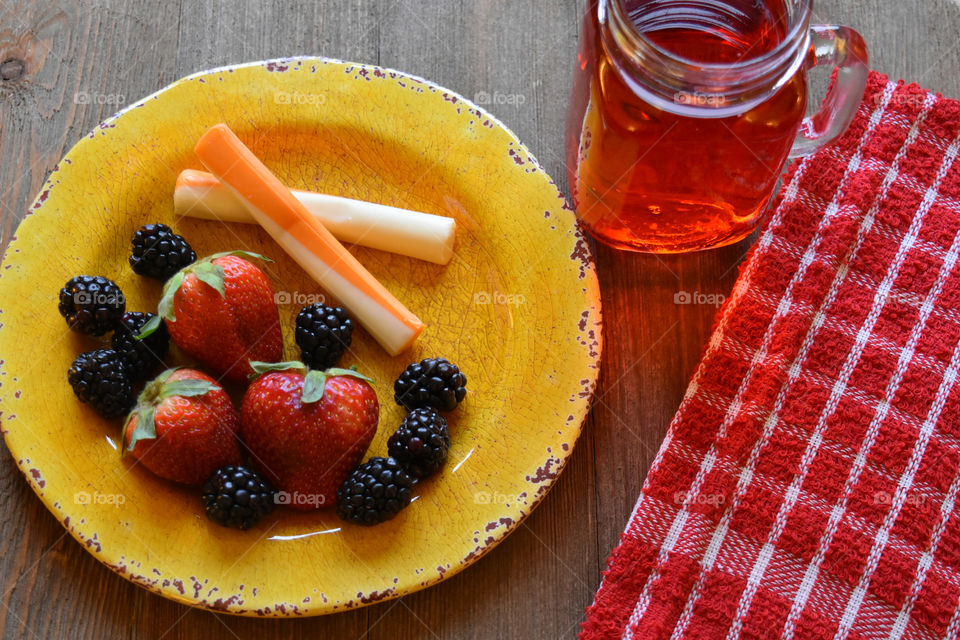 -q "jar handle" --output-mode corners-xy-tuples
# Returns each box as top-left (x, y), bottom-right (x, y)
(789, 25), (869, 159)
